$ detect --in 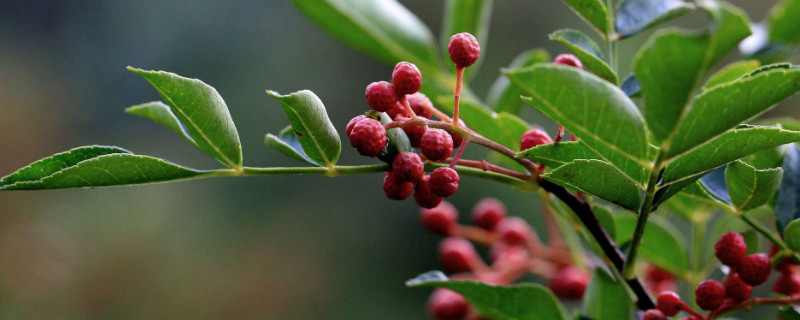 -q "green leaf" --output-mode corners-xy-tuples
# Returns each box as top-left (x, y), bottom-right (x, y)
(634, 2), (751, 143)
(726, 160), (783, 211)
(581, 268), (632, 320)
(267, 90), (341, 168)
(549, 29), (618, 84)
(128, 67), (243, 168)
(703, 60), (761, 89)
(662, 126), (800, 184)
(488, 49), (551, 114)
(517, 141), (602, 169)
(1, 151), (201, 191)
(543, 159), (643, 210)
(669, 181), (733, 214)
(125, 101), (194, 144)
(290, 0), (440, 75)
(768, 0), (800, 44)
(615, 0), (694, 38)
(559, 0), (610, 35)
(635, 30), (709, 143)
(265, 126), (321, 166)
(506, 64), (650, 183)
(615, 215), (689, 275)
(758, 117), (800, 131)
(0, 146), (130, 186)
(663, 190), (721, 221)
(407, 271), (568, 320)
(666, 67), (800, 157)
(441, 0), (493, 80)
(778, 305), (800, 319)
